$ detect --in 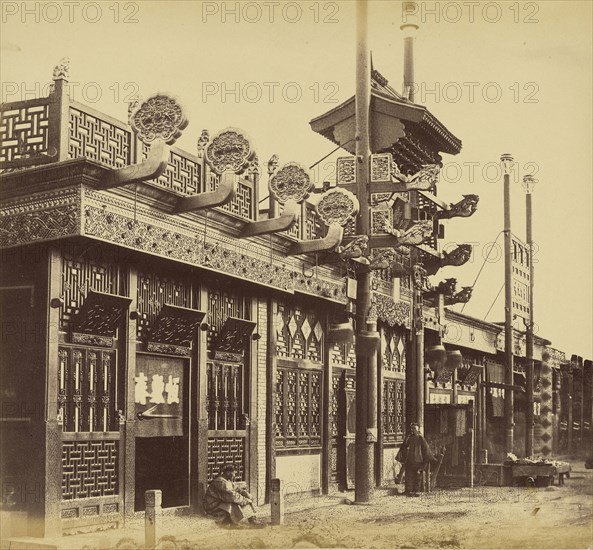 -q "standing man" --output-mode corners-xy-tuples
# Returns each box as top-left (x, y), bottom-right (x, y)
(398, 422), (435, 496)
(204, 463), (261, 527)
